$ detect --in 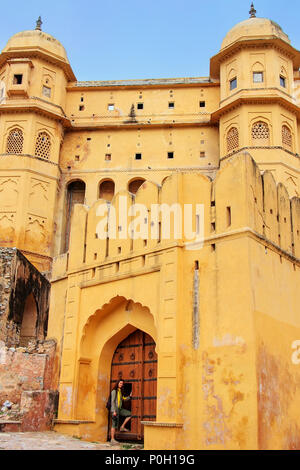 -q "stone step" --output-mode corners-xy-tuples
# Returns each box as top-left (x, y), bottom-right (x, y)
(0, 421), (22, 432)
